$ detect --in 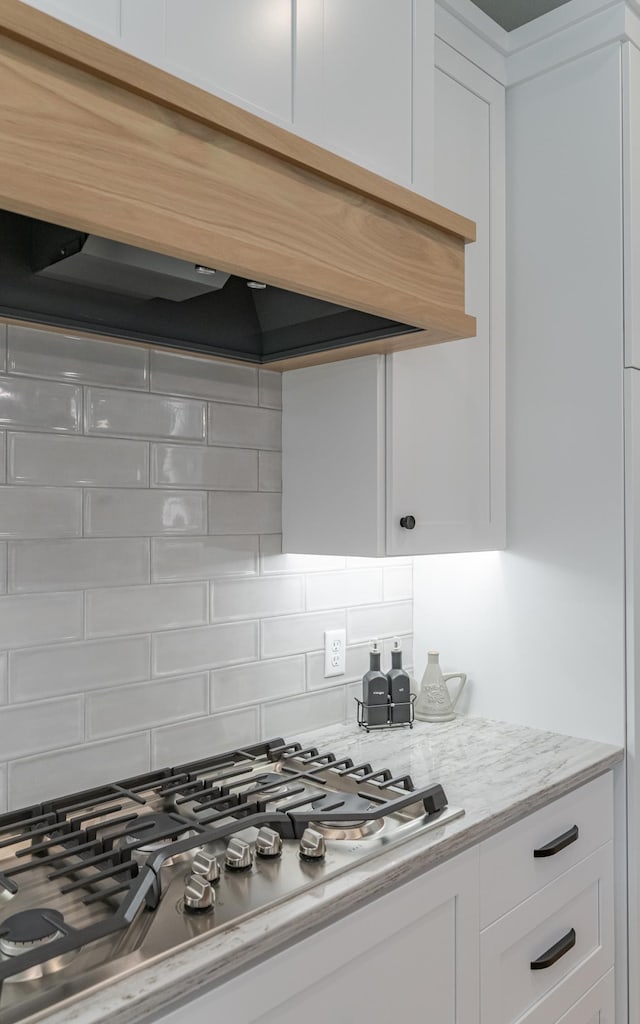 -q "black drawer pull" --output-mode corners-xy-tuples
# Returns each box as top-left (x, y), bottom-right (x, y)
(533, 825), (579, 858)
(530, 928), (576, 971)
